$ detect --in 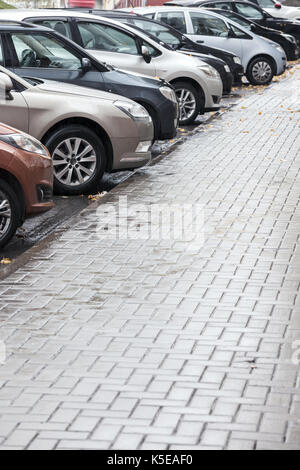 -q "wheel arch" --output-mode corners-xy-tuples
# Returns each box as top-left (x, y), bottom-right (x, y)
(247, 54), (277, 76)
(0, 169), (25, 225)
(40, 117), (114, 172)
(170, 77), (205, 99)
